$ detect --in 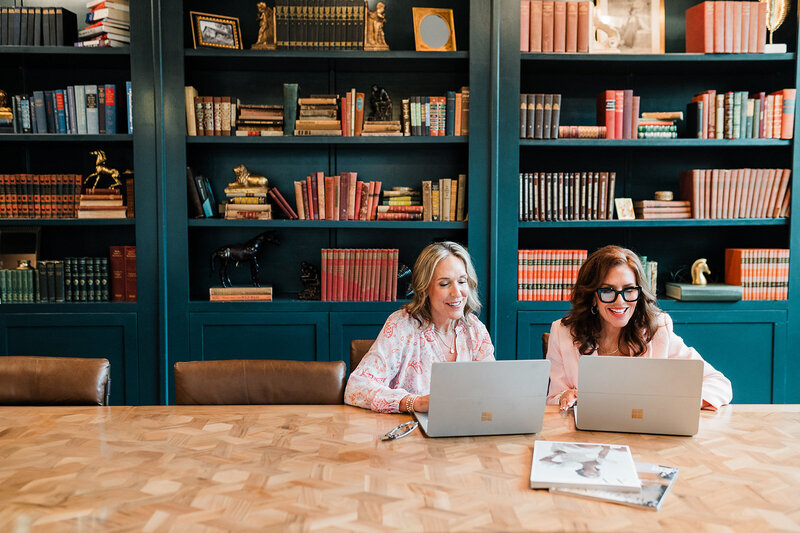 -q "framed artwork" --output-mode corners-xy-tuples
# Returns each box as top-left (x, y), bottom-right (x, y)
(593, 0), (665, 54)
(615, 198), (636, 220)
(412, 8), (456, 51)
(190, 11), (242, 50)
